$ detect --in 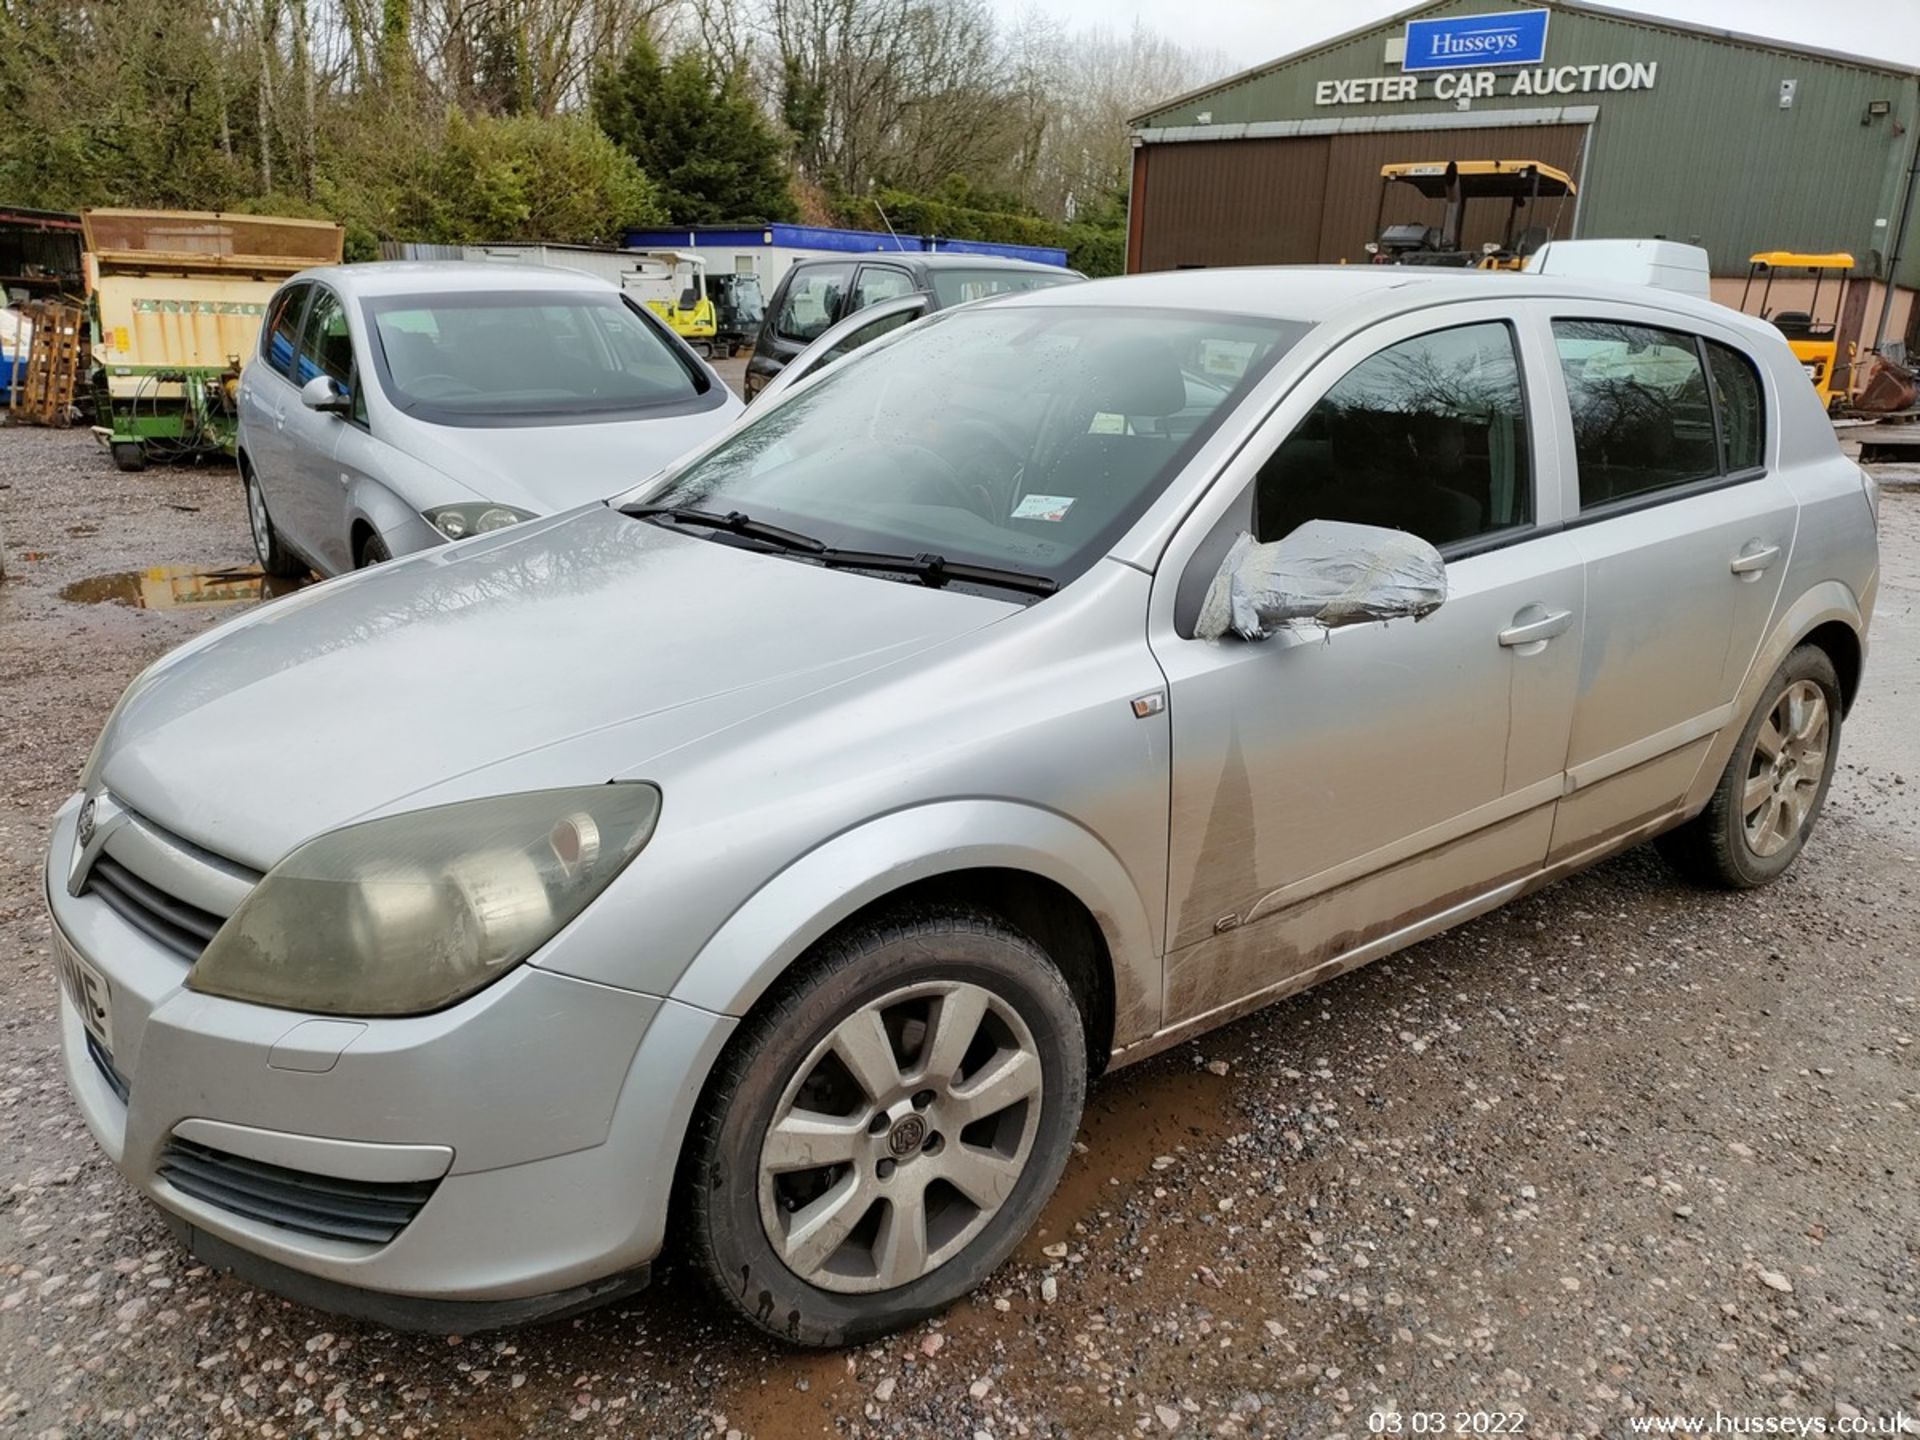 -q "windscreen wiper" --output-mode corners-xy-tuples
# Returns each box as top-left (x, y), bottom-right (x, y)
(621, 503), (825, 553)
(815, 548), (1058, 597)
(623, 503), (1056, 597)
